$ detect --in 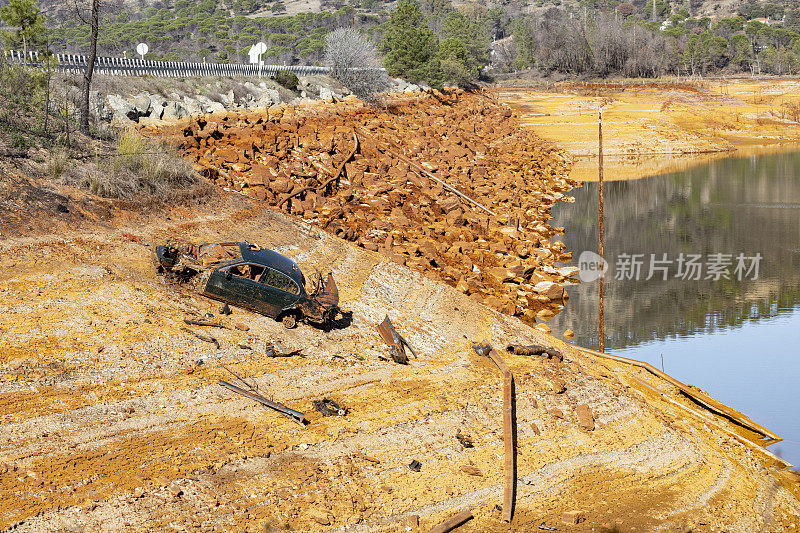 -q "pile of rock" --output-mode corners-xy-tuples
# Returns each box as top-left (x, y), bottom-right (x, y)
(153, 89), (579, 323)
